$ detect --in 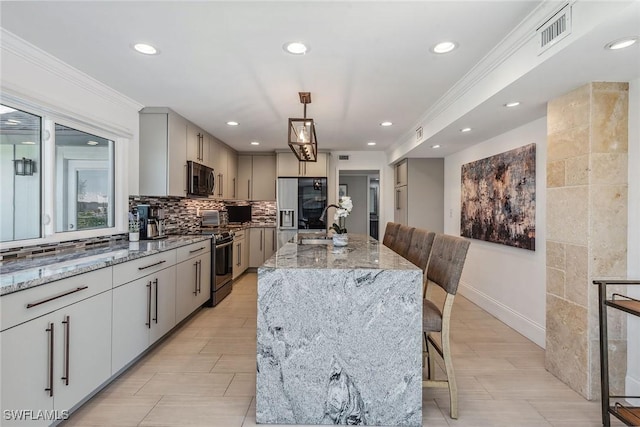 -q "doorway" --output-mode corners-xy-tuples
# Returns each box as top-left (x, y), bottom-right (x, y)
(338, 170), (380, 239)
